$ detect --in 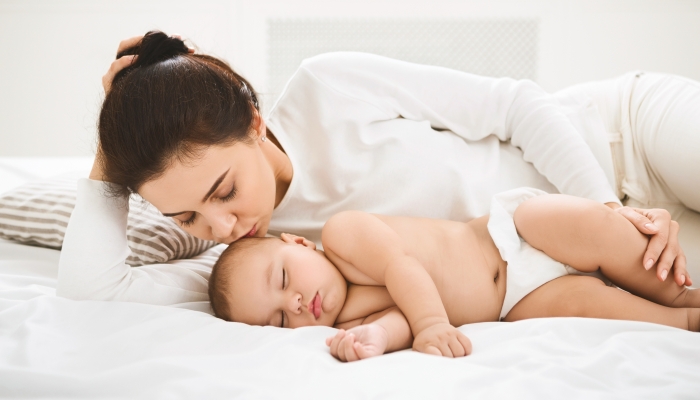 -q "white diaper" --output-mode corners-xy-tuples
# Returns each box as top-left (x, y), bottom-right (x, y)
(488, 188), (605, 320)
